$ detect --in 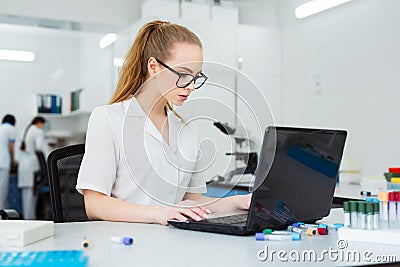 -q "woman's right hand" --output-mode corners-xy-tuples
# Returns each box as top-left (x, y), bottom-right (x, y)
(157, 202), (211, 226)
